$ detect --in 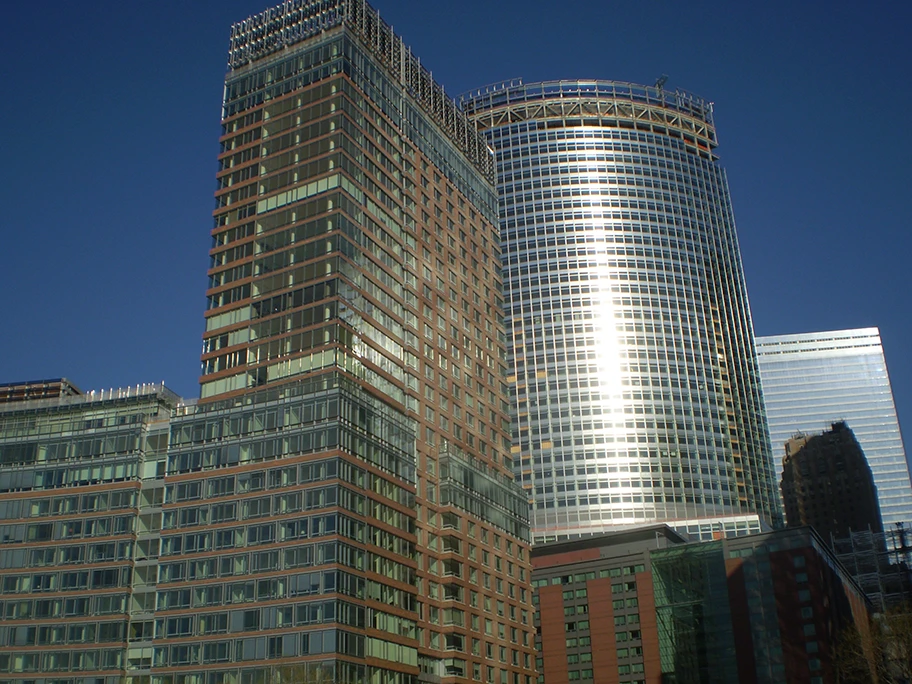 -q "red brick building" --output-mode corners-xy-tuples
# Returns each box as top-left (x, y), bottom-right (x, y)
(532, 526), (873, 684)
